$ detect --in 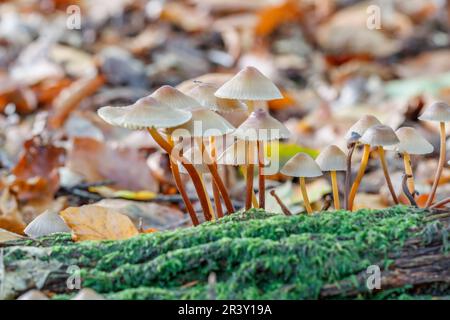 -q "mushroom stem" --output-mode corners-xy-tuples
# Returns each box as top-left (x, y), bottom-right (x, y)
(430, 196), (450, 209)
(209, 136), (223, 218)
(299, 177), (313, 214)
(348, 144), (371, 210)
(269, 190), (292, 216)
(257, 140), (265, 209)
(425, 122), (446, 207)
(403, 152), (415, 195)
(330, 171), (340, 210)
(195, 138), (235, 214)
(402, 174), (417, 207)
(245, 141), (255, 210)
(148, 128), (213, 221)
(198, 173), (215, 221)
(378, 146), (399, 204)
(344, 143), (356, 210)
(240, 166), (259, 207)
(167, 135), (199, 226)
